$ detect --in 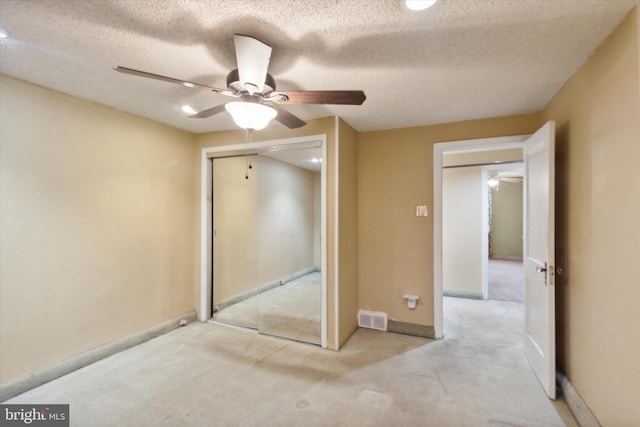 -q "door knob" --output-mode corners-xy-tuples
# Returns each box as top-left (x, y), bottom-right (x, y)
(536, 266), (547, 273)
